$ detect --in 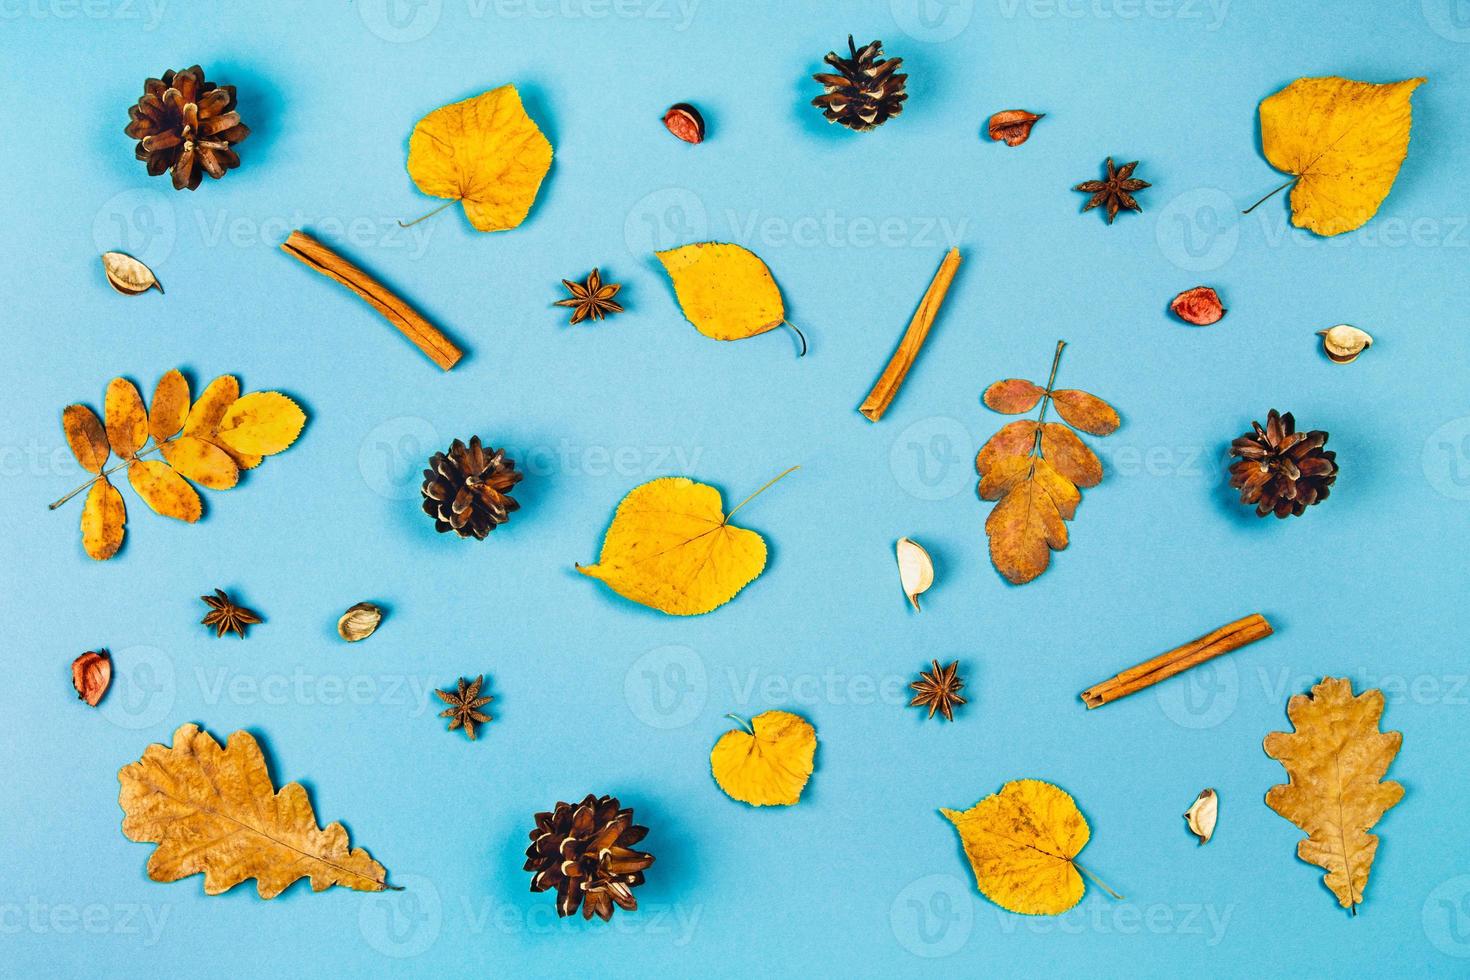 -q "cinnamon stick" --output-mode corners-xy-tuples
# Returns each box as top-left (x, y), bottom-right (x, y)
(280, 230), (463, 370)
(1080, 613), (1274, 709)
(858, 247), (962, 421)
